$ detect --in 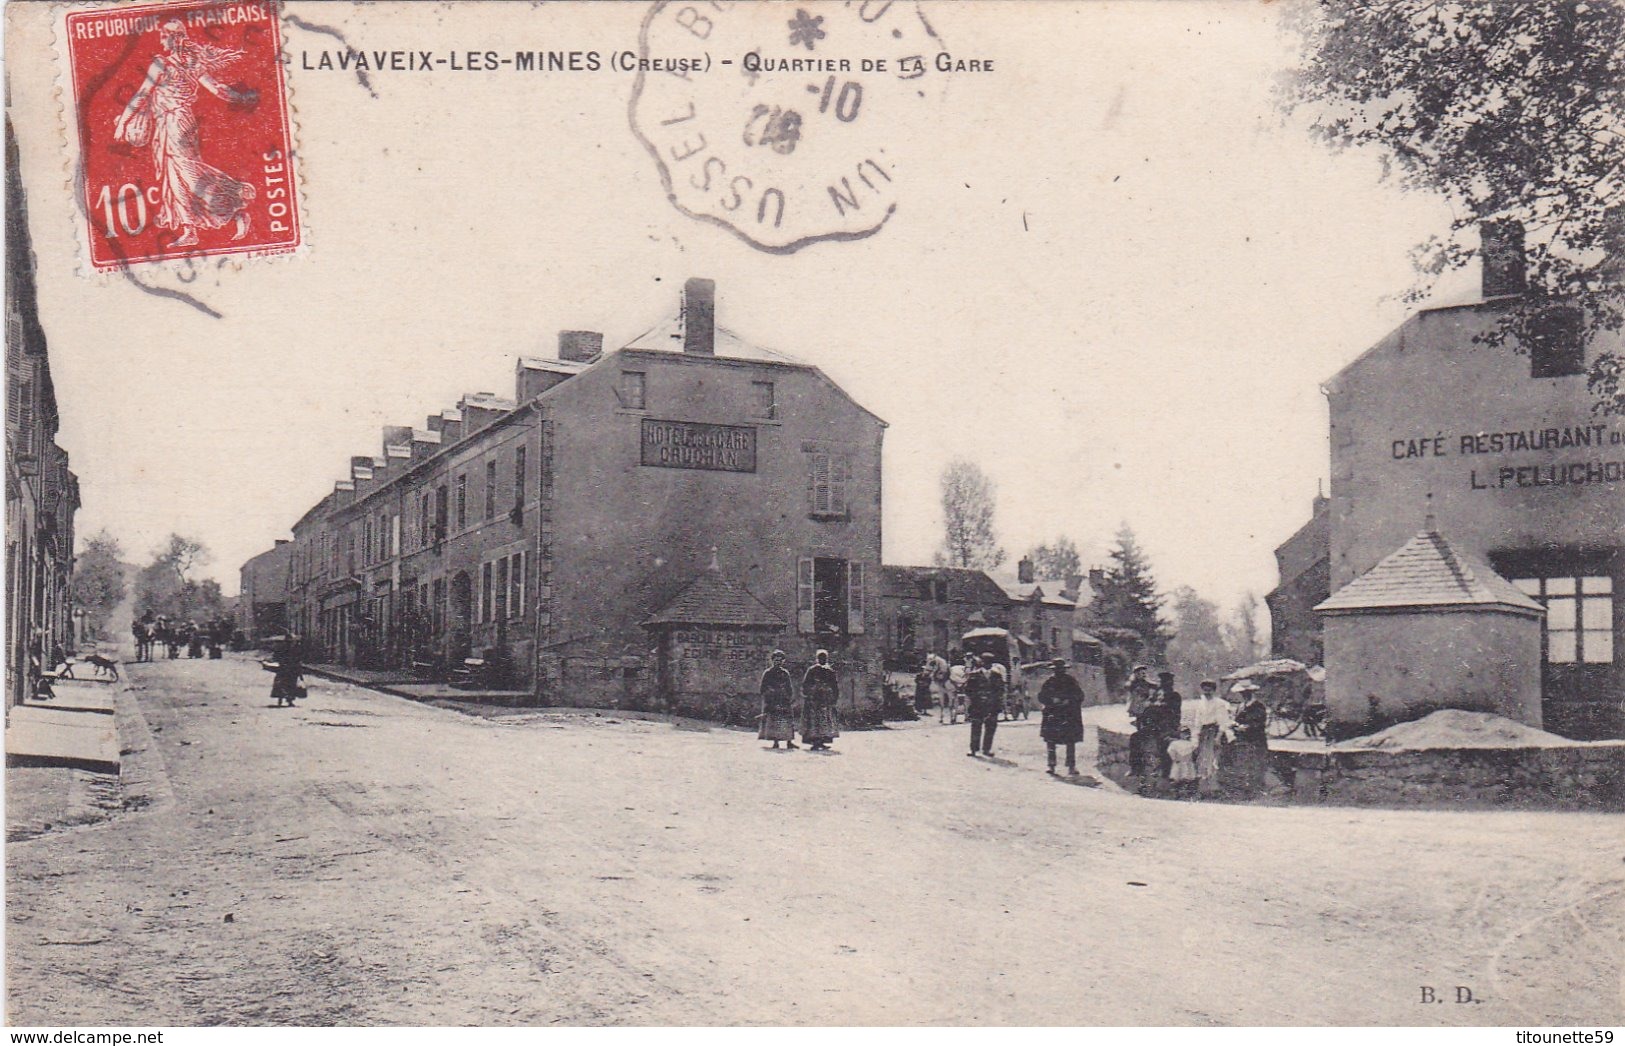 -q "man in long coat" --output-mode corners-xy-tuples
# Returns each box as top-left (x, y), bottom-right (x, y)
(800, 650), (840, 751)
(1037, 659), (1086, 775)
(1126, 664), (1155, 779)
(758, 650), (799, 750)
